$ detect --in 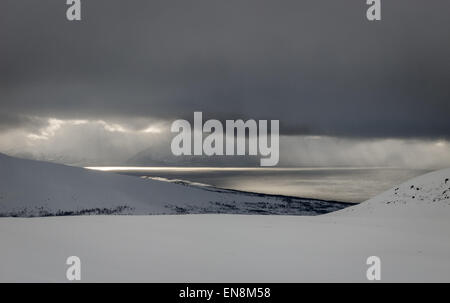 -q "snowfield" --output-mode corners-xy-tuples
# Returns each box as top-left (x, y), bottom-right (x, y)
(1, 213), (450, 282)
(0, 153), (449, 282)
